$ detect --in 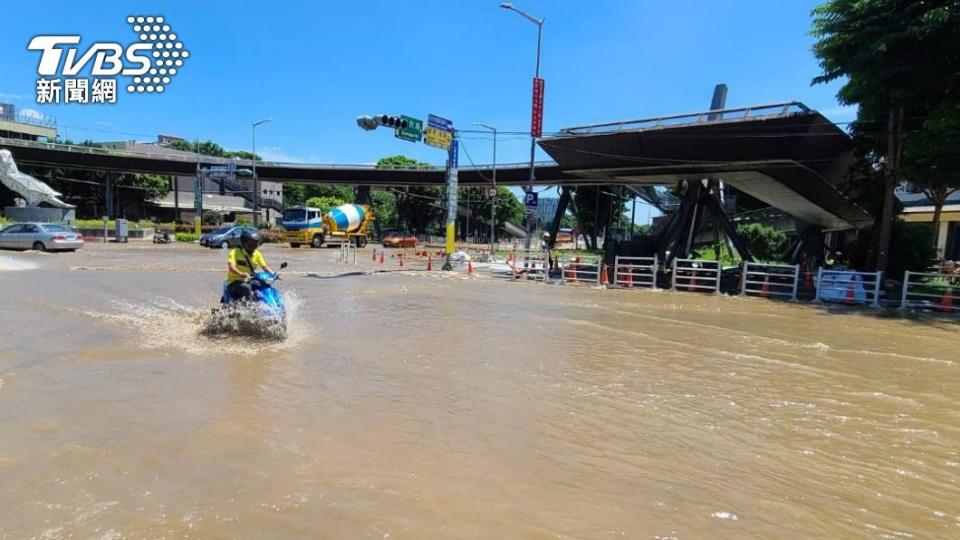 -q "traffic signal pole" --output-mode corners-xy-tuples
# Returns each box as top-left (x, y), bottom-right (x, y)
(443, 137), (458, 271)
